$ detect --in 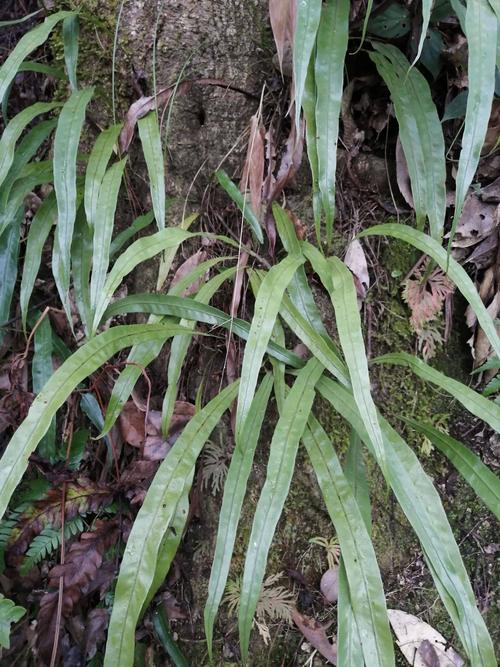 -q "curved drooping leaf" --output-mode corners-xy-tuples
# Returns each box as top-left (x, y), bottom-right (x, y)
(293, 0), (322, 131)
(306, 250), (388, 473)
(0, 211), (21, 343)
(109, 210), (154, 259)
(32, 315), (56, 460)
(138, 112), (165, 230)
(450, 0), (497, 249)
(0, 324), (192, 521)
(302, 57), (322, 243)
(104, 381), (238, 667)
(303, 415), (394, 667)
(101, 293), (303, 370)
(215, 170), (263, 243)
(369, 44), (446, 241)
(89, 158), (127, 315)
(0, 118), (56, 209)
(91, 227), (194, 333)
(141, 473), (192, 618)
(273, 203), (327, 336)
(235, 254), (304, 442)
(63, 14), (79, 91)
(238, 359), (324, 661)
(20, 193), (58, 330)
(84, 123), (122, 229)
(337, 430), (371, 666)
(374, 352), (500, 432)
(0, 102), (60, 189)
(314, 0), (349, 245)
(204, 374), (273, 657)
(412, 0), (433, 67)
(358, 224), (500, 359)
(0, 9), (42, 29)
(317, 377), (496, 667)
(404, 418), (500, 521)
(53, 87), (94, 308)
(0, 11), (74, 102)
(161, 266), (237, 436)
(0, 160), (54, 238)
